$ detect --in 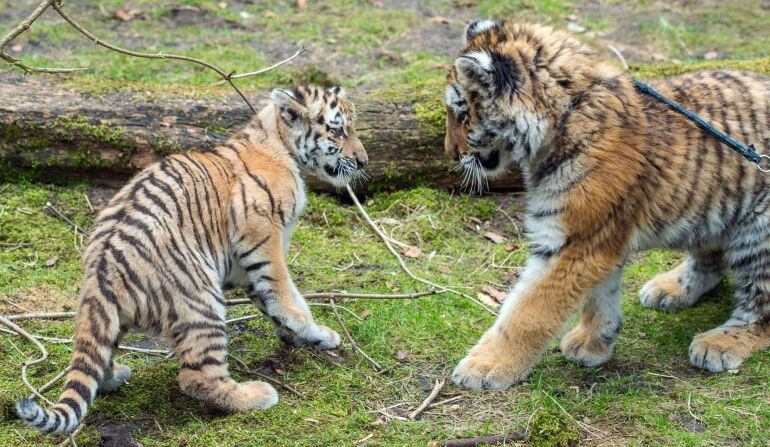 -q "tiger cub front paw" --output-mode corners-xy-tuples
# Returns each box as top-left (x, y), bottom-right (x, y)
(277, 325), (340, 350)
